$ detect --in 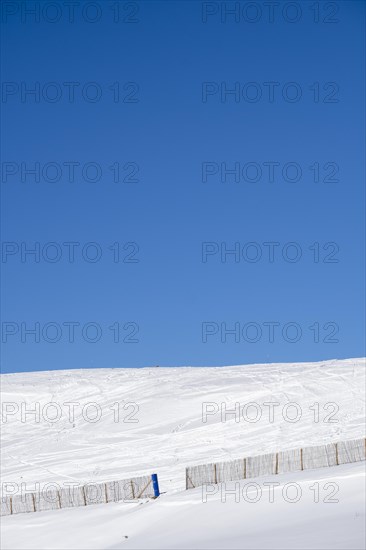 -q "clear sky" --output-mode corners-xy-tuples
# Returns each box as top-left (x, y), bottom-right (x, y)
(1, 0), (365, 373)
